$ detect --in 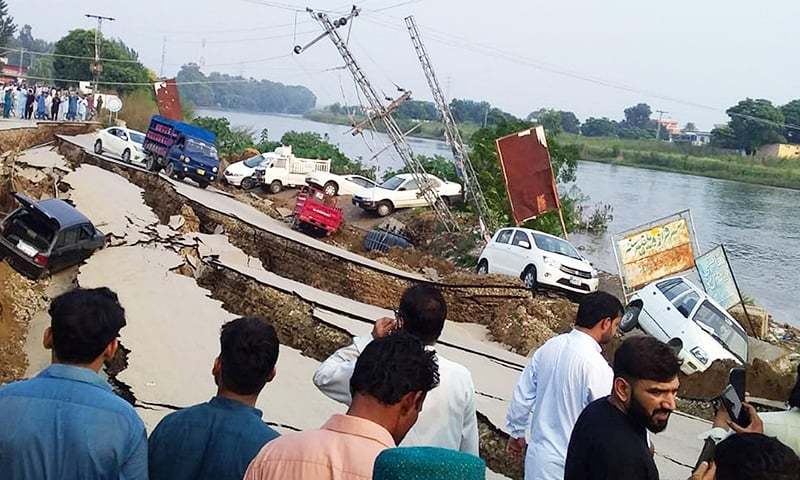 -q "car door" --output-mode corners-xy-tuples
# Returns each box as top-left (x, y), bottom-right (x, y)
(507, 229), (534, 278)
(394, 179), (420, 208)
(76, 223), (102, 260)
(486, 229), (514, 274)
(50, 227), (81, 271)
